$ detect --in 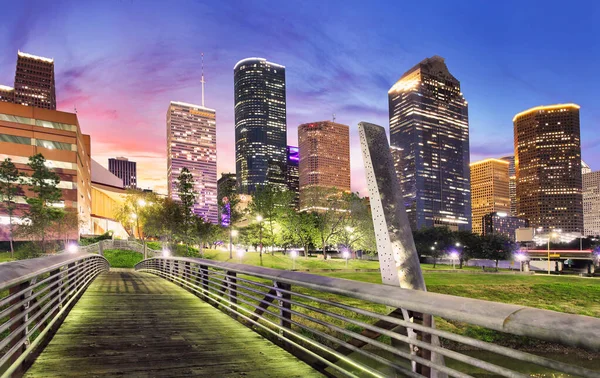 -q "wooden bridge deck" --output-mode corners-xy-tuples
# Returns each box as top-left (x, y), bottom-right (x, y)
(24, 271), (321, 377)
